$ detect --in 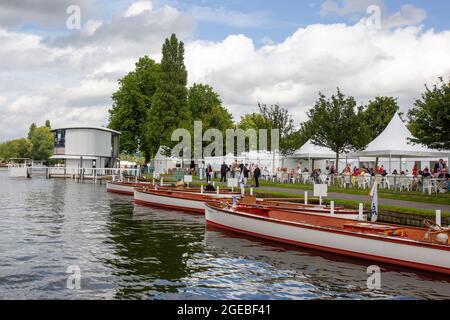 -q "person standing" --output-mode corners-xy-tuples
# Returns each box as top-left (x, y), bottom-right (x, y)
(231, 161), (238, 178)
(243, 164), (250, 185)
(254, 165), (261, 188)
(435, 159), (446, 175)
(206, 163), (212, 182)
(220, 162), (228, 183)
